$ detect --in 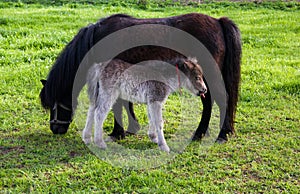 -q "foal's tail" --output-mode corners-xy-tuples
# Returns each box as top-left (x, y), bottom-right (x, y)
(87, 63), (101, 105)
(218, 17), (242, 133)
